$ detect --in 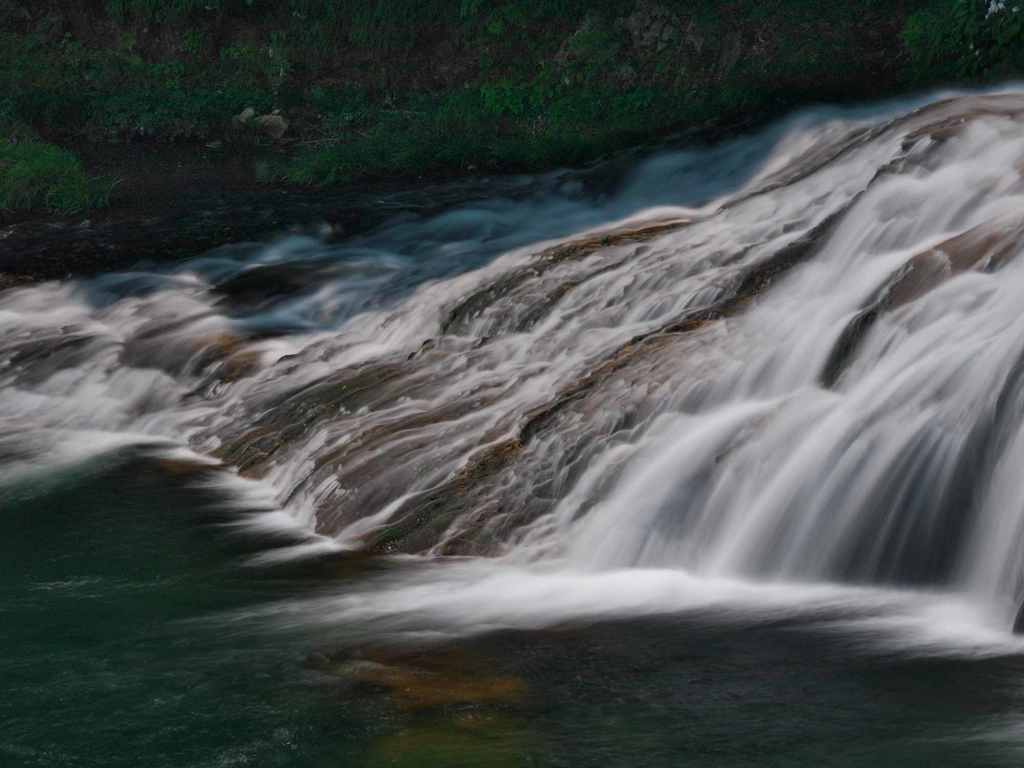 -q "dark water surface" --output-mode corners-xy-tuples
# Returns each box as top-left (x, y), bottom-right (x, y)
(4, 456), (1024, 767)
